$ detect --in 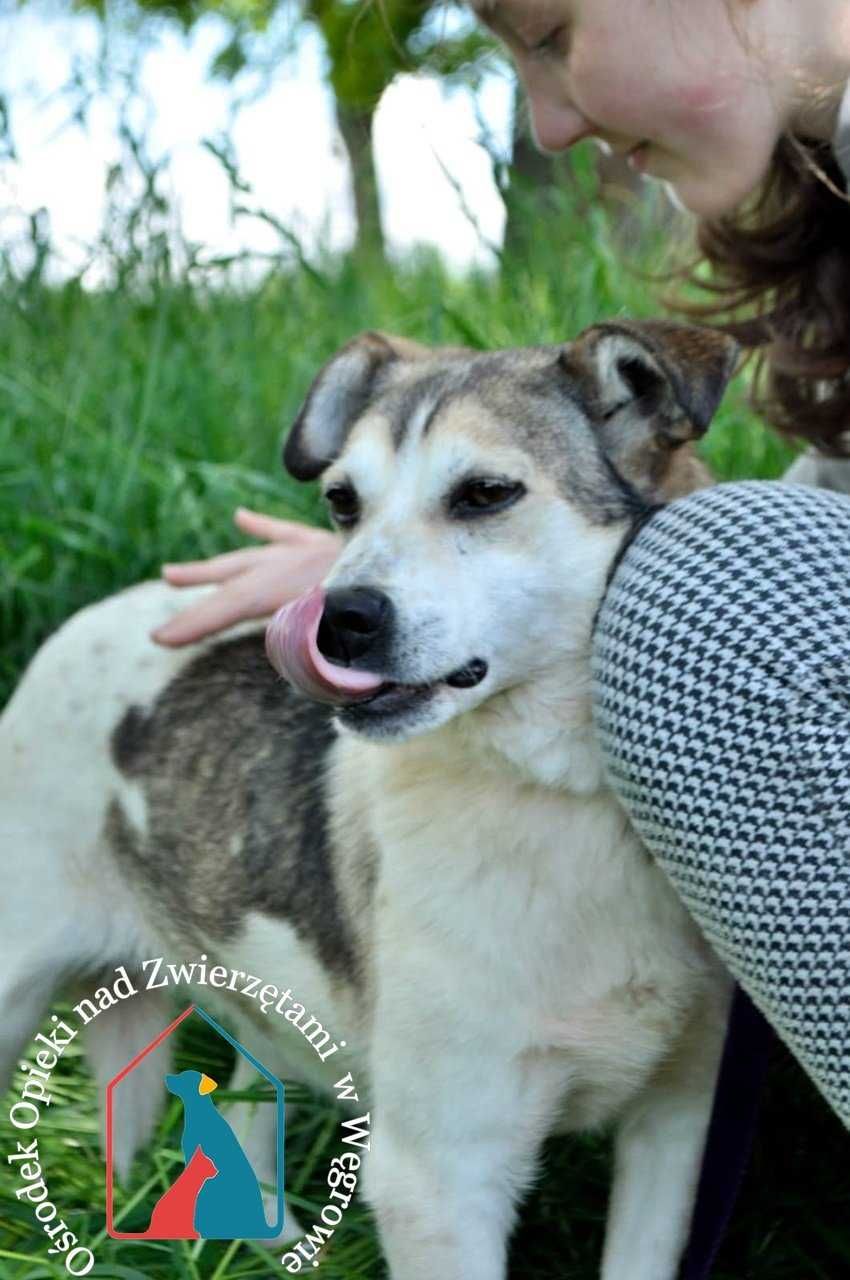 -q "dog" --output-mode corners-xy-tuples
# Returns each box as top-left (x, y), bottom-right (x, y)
(0, 319), (741, 1279)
